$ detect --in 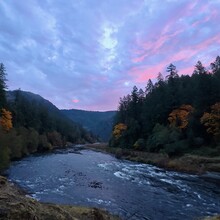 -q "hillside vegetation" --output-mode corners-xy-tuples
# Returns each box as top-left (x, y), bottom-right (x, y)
(0, 63), (95, 171)
(110, 57), (220, 158)
(62, 109), (116, 141)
